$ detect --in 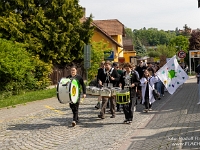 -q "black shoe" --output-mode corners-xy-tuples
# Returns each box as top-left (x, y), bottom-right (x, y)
(98, 114), (105, 119)
(127, 121), (132, 124)
(110, 115), (115, 118)
(72, 121), (76, 127)
(95, 105), (100, 109)
(123, 119), (128, 124)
